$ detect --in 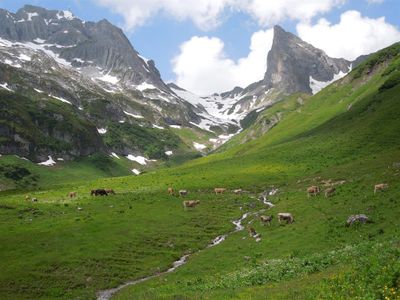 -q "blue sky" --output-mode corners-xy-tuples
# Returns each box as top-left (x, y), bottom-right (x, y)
(0, 0), (399, 94)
